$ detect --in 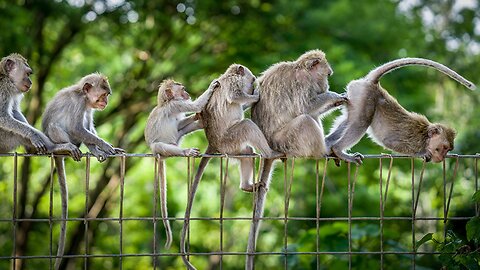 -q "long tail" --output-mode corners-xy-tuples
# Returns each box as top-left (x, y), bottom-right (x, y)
(54, 157), (68, 270)
(158, 159), (172, 249)
(180, 147), (214, 270)
(246, 158), (275, 270)
(365, 57), (476, 90)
